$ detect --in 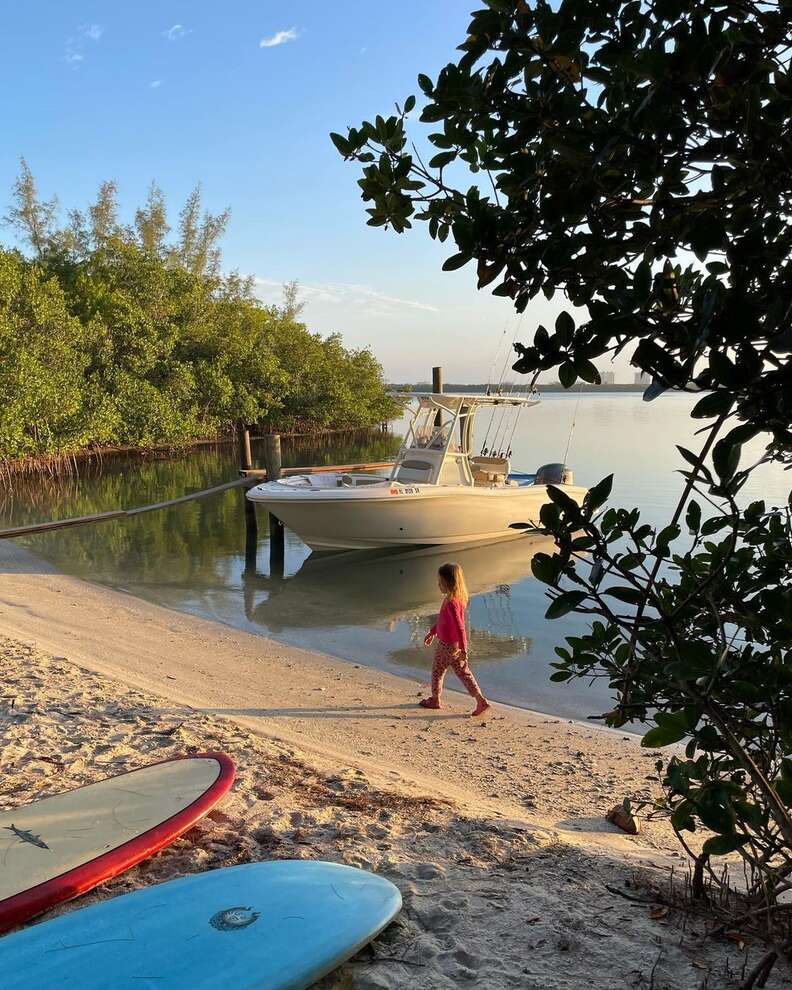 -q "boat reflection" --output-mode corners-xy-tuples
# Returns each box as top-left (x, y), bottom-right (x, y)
(244, 533), (555, 667)
(384, 614), (534, 670)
